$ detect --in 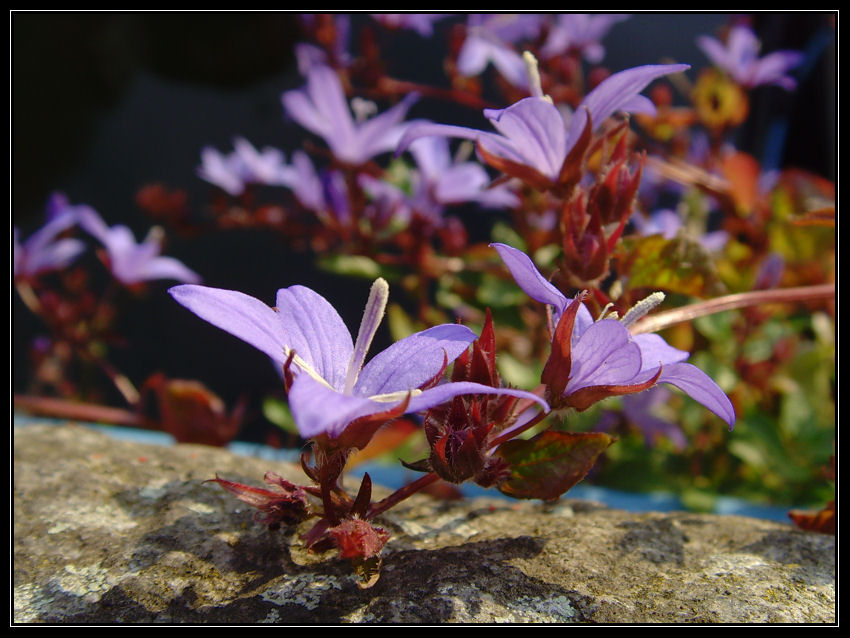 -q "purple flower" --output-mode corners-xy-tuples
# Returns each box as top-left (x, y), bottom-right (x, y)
(169, 278), (548, 443)
(457, 29), (527, 90)
(371, 14), (450, 37)
(539, 14), (630, 63)
(197, 146), (245, 196)
(491, 242), (735, 428)
(274, 149), (353, 225)
(598, 387), (688, 450)
(282, 64), (419, 166)
(407, 136), (520, 216)
(77, 207), (201, 286)
(397, 64), (689, 186)
(197, 137), (292, 196)
(696, 25), (804, 90)
(14, 194), (86, 279)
